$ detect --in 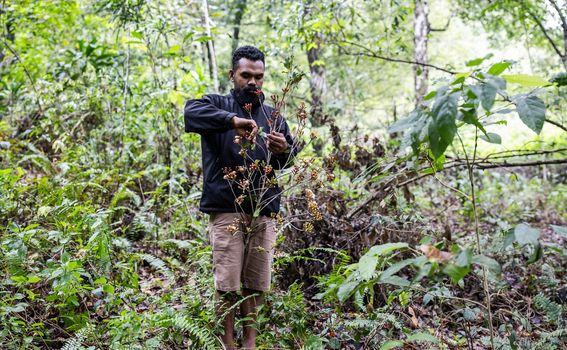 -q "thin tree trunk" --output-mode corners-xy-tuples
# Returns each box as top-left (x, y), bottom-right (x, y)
(231, 0), (247, 53)
(413, 0), (429, 106)
(202, 0), (219, 92)
(307, 33), (327, 126)
(304, 2), (327, 126)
